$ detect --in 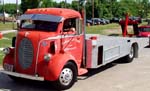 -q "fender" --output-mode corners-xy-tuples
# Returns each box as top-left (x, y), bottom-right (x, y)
(3, 48), (15, 67)
(44, 53), (78, 81)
